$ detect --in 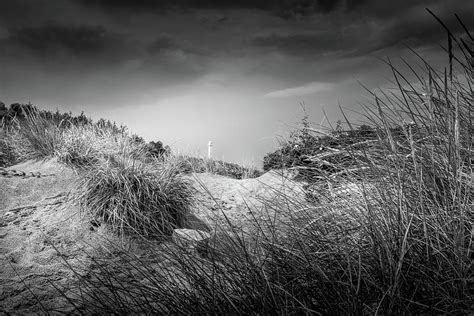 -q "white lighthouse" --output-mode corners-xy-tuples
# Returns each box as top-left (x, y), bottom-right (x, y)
(208, 141), (214, 159)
